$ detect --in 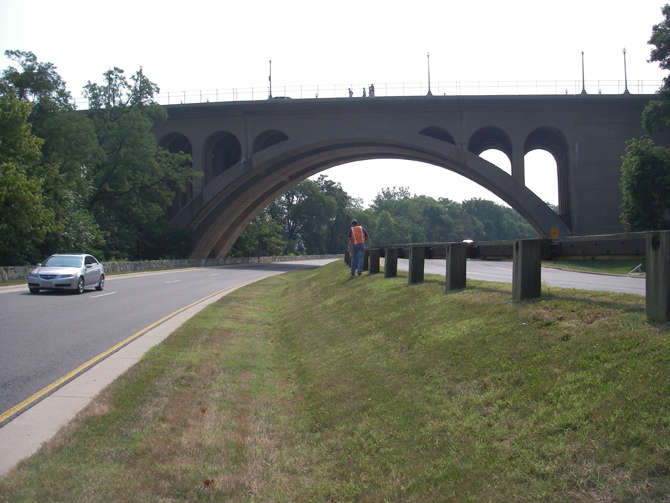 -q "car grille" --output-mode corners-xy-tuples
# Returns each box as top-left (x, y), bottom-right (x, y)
(39, 274), (58, 280)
